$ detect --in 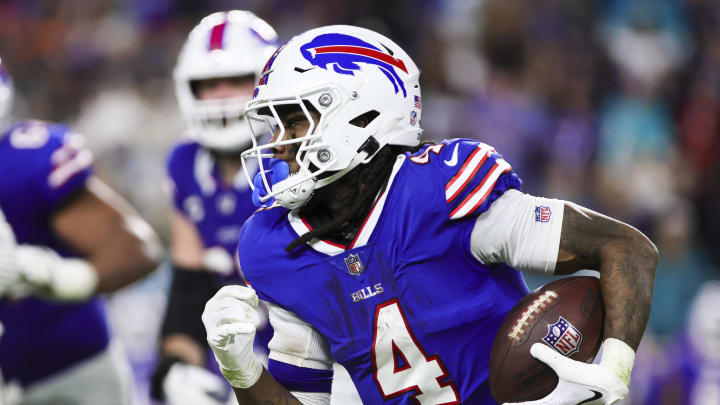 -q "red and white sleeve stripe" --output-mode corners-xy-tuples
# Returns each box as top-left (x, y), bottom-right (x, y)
(449, 158), (512, 220)
(48, 147), (93, 189)
(445, 143), (495, 203)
